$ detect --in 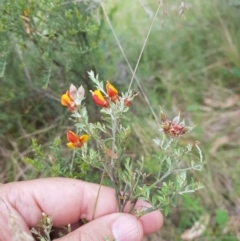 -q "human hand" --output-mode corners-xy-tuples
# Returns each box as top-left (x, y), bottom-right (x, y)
(0, 178), (163, 241)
